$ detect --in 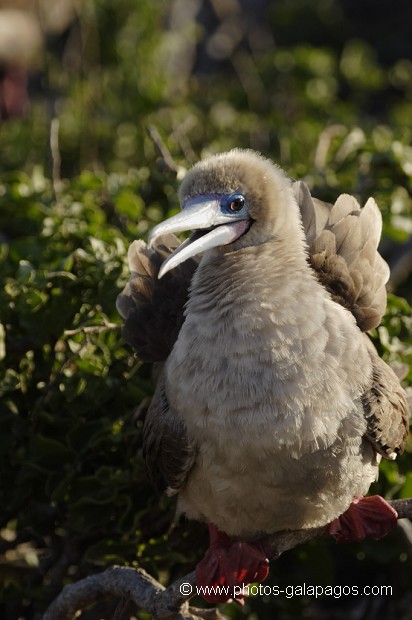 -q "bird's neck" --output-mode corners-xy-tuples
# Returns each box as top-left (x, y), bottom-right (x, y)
(186, 238), (315, 322)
